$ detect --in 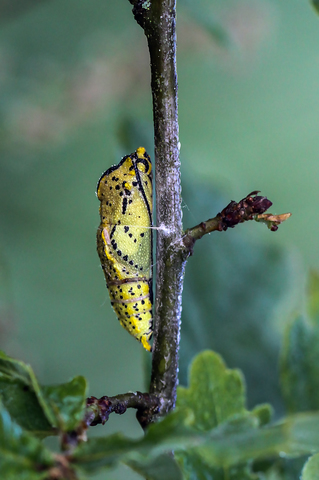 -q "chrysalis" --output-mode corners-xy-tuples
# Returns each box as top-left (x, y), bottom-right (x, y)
(96, 147), (153, 351)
